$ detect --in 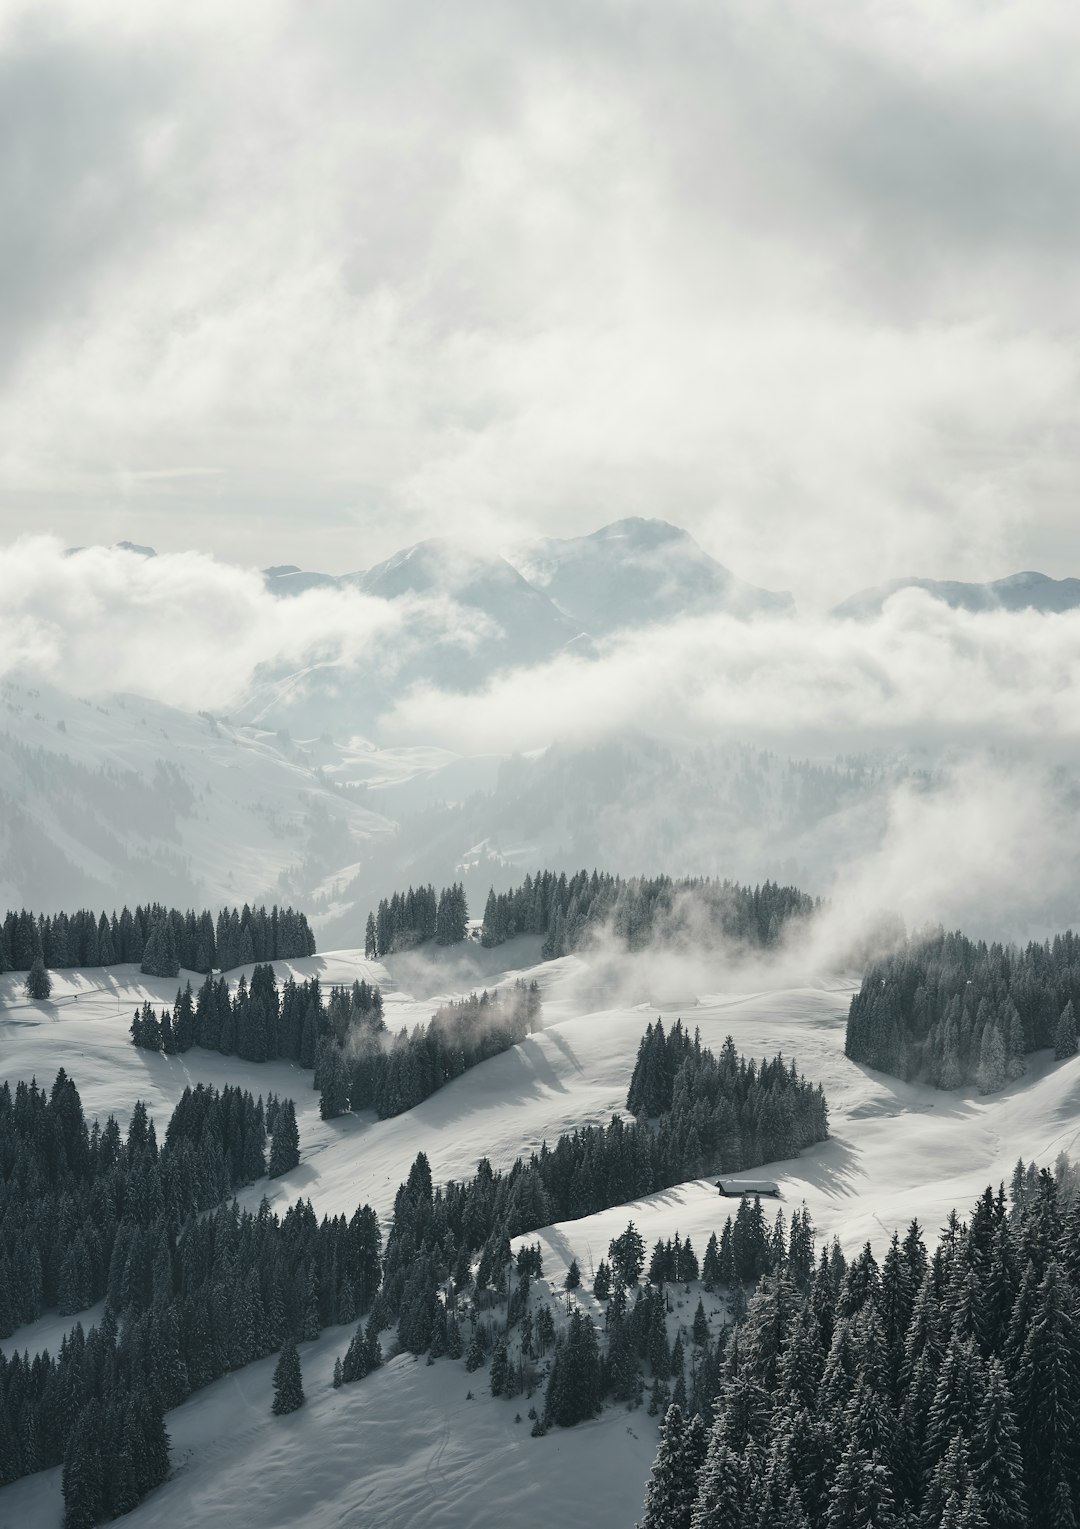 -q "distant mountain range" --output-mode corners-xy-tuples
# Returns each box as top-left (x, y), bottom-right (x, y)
(833, 570), (1080, 619)
(263, 516), (791, 640)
